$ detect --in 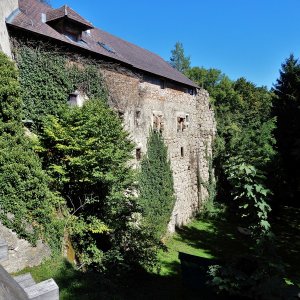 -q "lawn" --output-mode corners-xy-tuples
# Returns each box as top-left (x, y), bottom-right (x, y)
(14, 206), (300, 299)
